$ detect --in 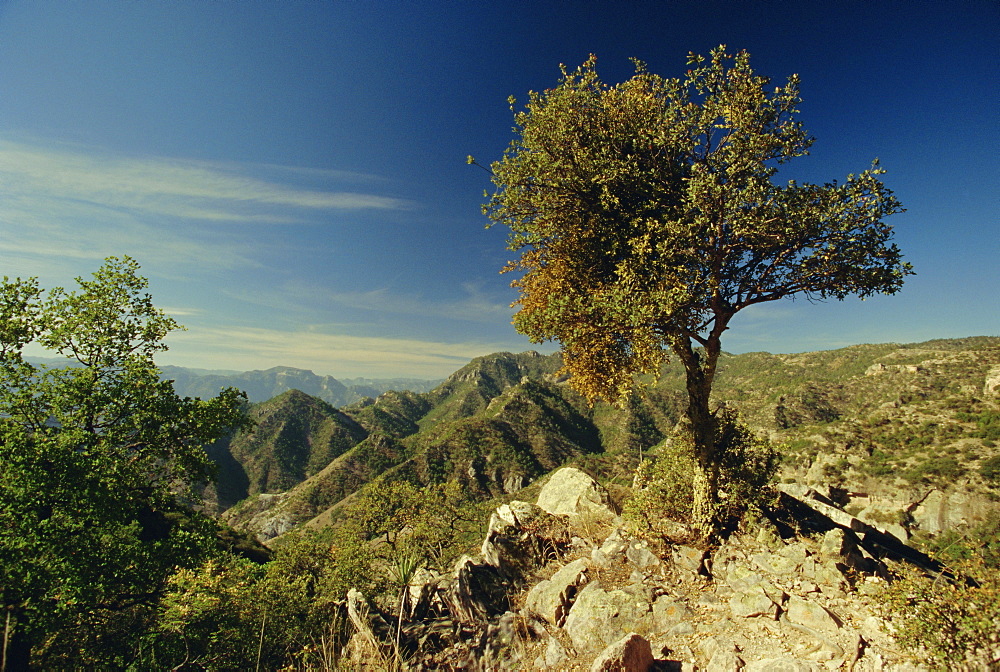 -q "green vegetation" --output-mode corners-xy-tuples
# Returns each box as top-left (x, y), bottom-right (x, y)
(624, 412), (779, 541)
(0, 258), (248, 667)
(3, 256), (999, 667)
(479, 45), (908, 537)
(879, 514), (1000, 668)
